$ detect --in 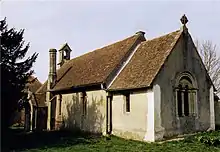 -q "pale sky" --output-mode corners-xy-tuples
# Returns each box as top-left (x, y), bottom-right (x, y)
(1, 0), (220, 83)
